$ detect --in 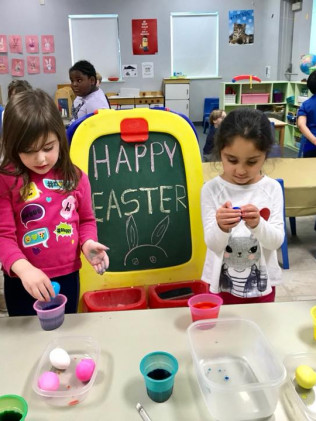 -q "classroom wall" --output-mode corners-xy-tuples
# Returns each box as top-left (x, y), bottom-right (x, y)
(0, 0), (312, 122)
